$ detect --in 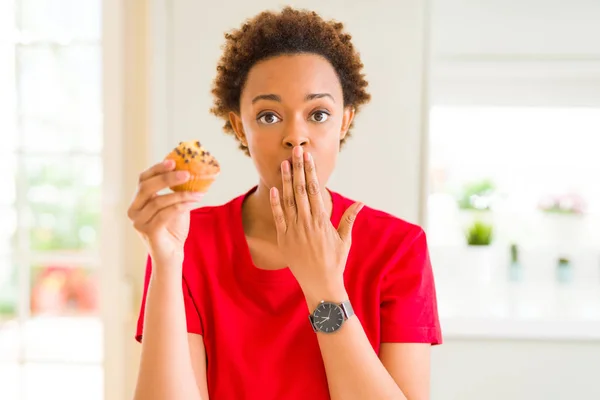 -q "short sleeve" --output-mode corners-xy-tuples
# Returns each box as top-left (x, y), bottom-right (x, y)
(135, 255), (203, 343)
(380, 227), (442, 345)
